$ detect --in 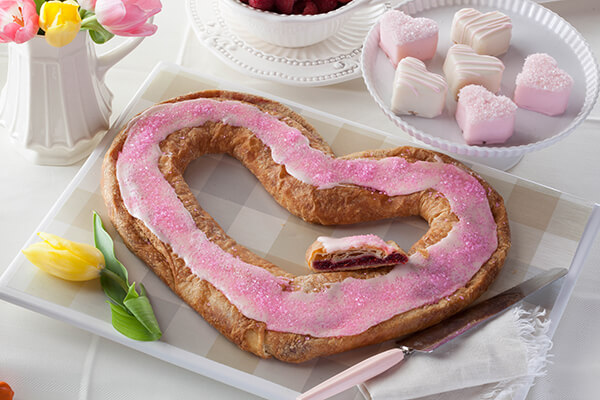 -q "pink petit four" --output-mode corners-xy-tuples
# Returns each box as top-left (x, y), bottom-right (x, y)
(451, 8), (512, 56)
(391, 57), (447, 118)
(443, 44), (505, 99)
(456, 85), (517, 145)
(379, 10), (438, 66)
(514, 53), (574, 116)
